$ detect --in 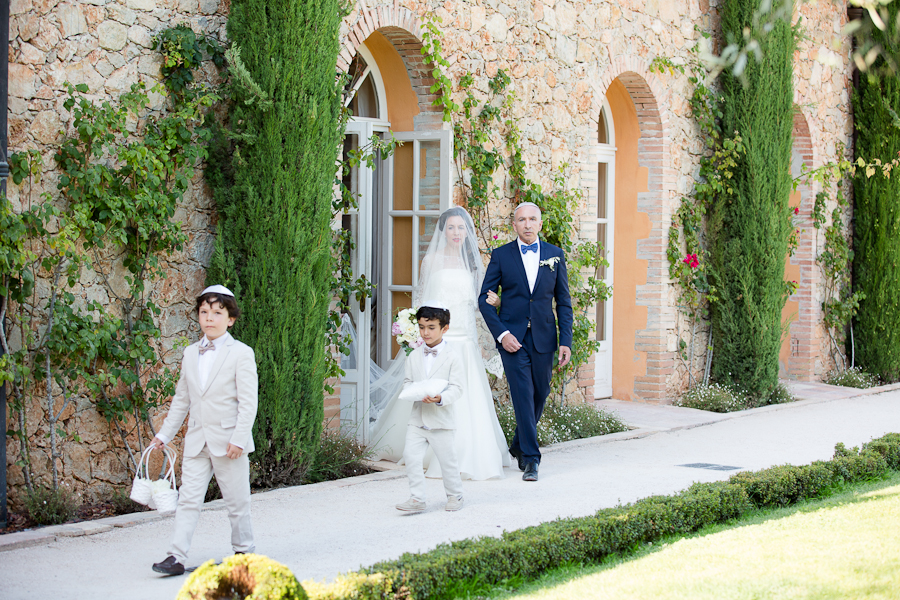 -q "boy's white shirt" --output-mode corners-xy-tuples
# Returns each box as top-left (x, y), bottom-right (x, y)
(421, 339), (446, 378)
(197, 335), (216, 390)
(404, 340), (462, 431)
(156, 331), (258, 457)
